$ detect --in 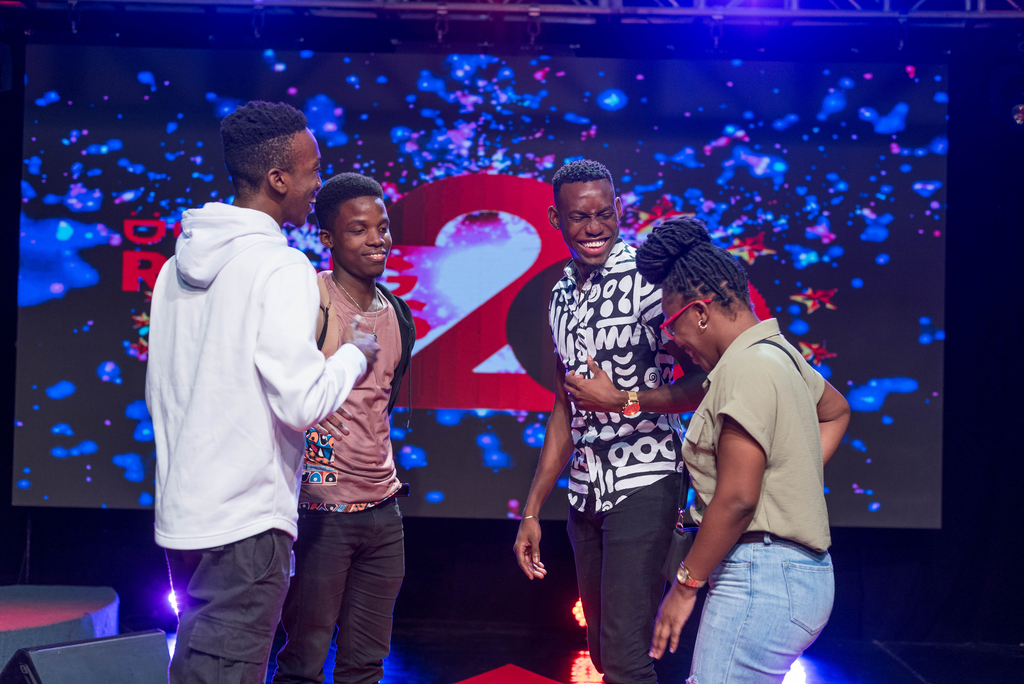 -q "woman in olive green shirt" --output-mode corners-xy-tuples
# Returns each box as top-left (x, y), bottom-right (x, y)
(638, 217), (850, 683)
